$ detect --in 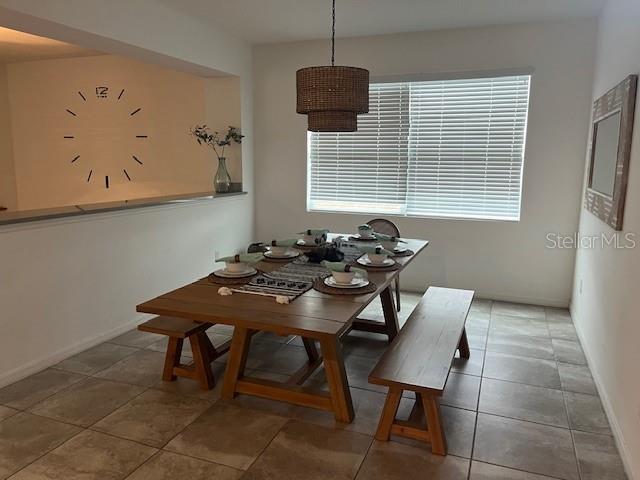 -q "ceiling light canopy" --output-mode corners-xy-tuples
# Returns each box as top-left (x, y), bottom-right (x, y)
(296, 0), (369, 132)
